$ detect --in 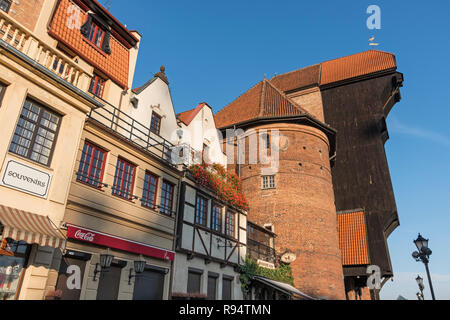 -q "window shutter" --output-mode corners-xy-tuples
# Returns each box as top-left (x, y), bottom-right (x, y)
(102, 30), (112, 54)
(80, 14), (93, 37)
